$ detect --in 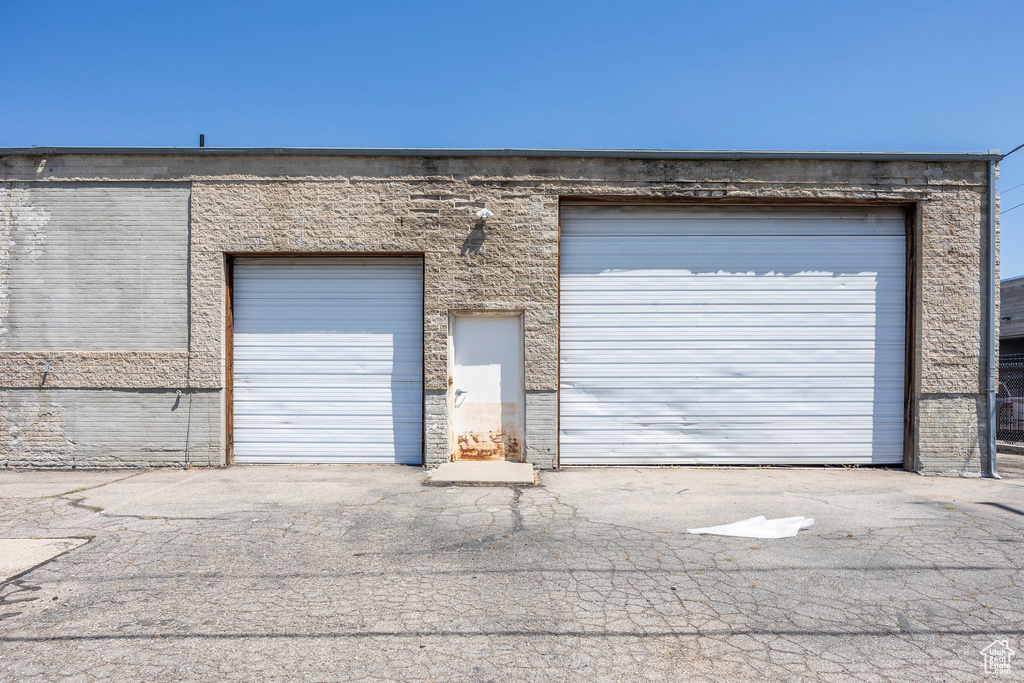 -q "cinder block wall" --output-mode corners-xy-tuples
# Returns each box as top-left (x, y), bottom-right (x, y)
(0, 183), (221, 467)
(0, 152), (996, 474)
